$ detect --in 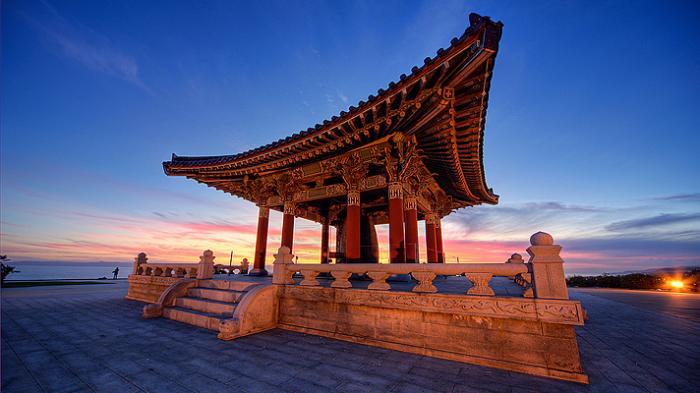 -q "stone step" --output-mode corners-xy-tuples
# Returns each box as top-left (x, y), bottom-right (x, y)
(162, 307), (223, 331)
(175, 297), (236, 316)
(188, 287), (244, 303)
(197, 280), (260, 291)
